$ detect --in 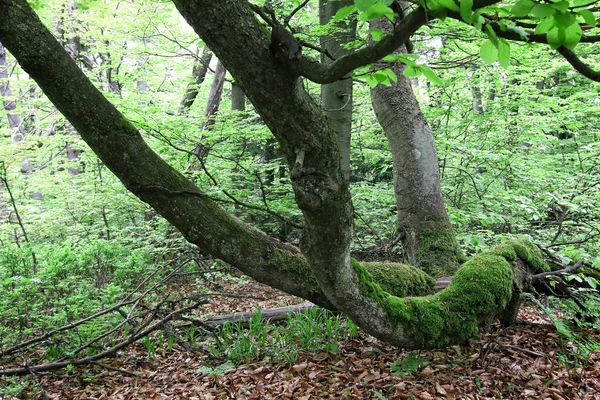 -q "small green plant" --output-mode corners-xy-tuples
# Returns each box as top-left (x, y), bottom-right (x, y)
(197, 361), (235, 376)
(390, 353), (431, 377)
(0, 376), (28, 397)
(209, 307), (359, 365)
(142, 335), (156, 358)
